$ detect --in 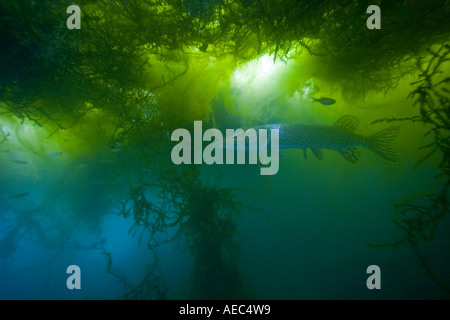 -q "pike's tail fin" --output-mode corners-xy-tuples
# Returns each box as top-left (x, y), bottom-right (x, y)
(368, 126), (400, 162)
